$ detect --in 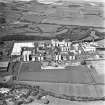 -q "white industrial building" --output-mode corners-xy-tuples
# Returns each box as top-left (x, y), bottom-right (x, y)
(11, 42), (35, 56)
(51, 39), (72, 47)
(82, 42), (96, 52)
(22, 50), (32, 61)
